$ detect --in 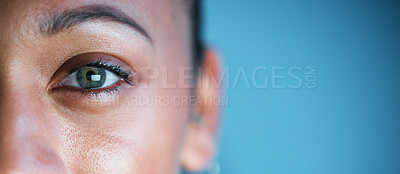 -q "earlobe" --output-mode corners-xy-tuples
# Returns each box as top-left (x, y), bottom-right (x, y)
(180, 48), (220, 172)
